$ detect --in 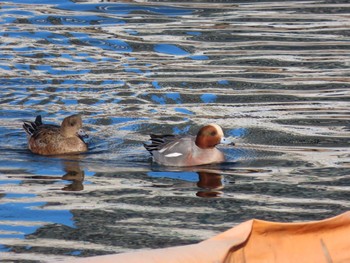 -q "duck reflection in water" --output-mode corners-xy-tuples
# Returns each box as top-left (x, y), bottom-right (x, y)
(149, 168), (229, 197)
(20, 159), (85, 191)
(196, 171), (225, 198)
(60, 160), (85, 191)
